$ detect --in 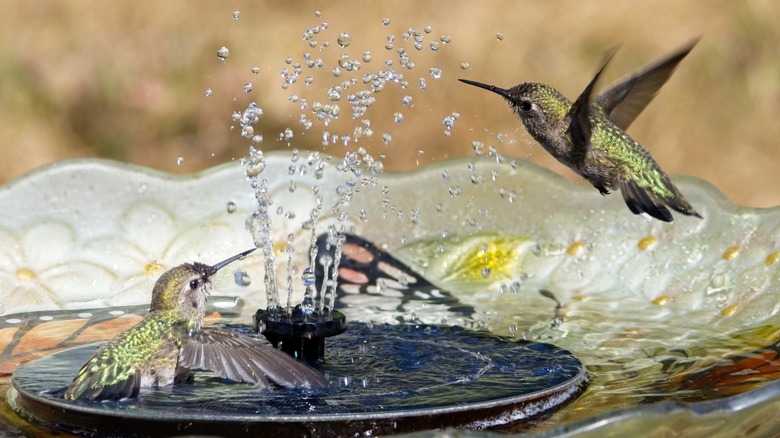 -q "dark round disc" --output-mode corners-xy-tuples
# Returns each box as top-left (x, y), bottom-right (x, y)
(11, 323), (586, 437)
